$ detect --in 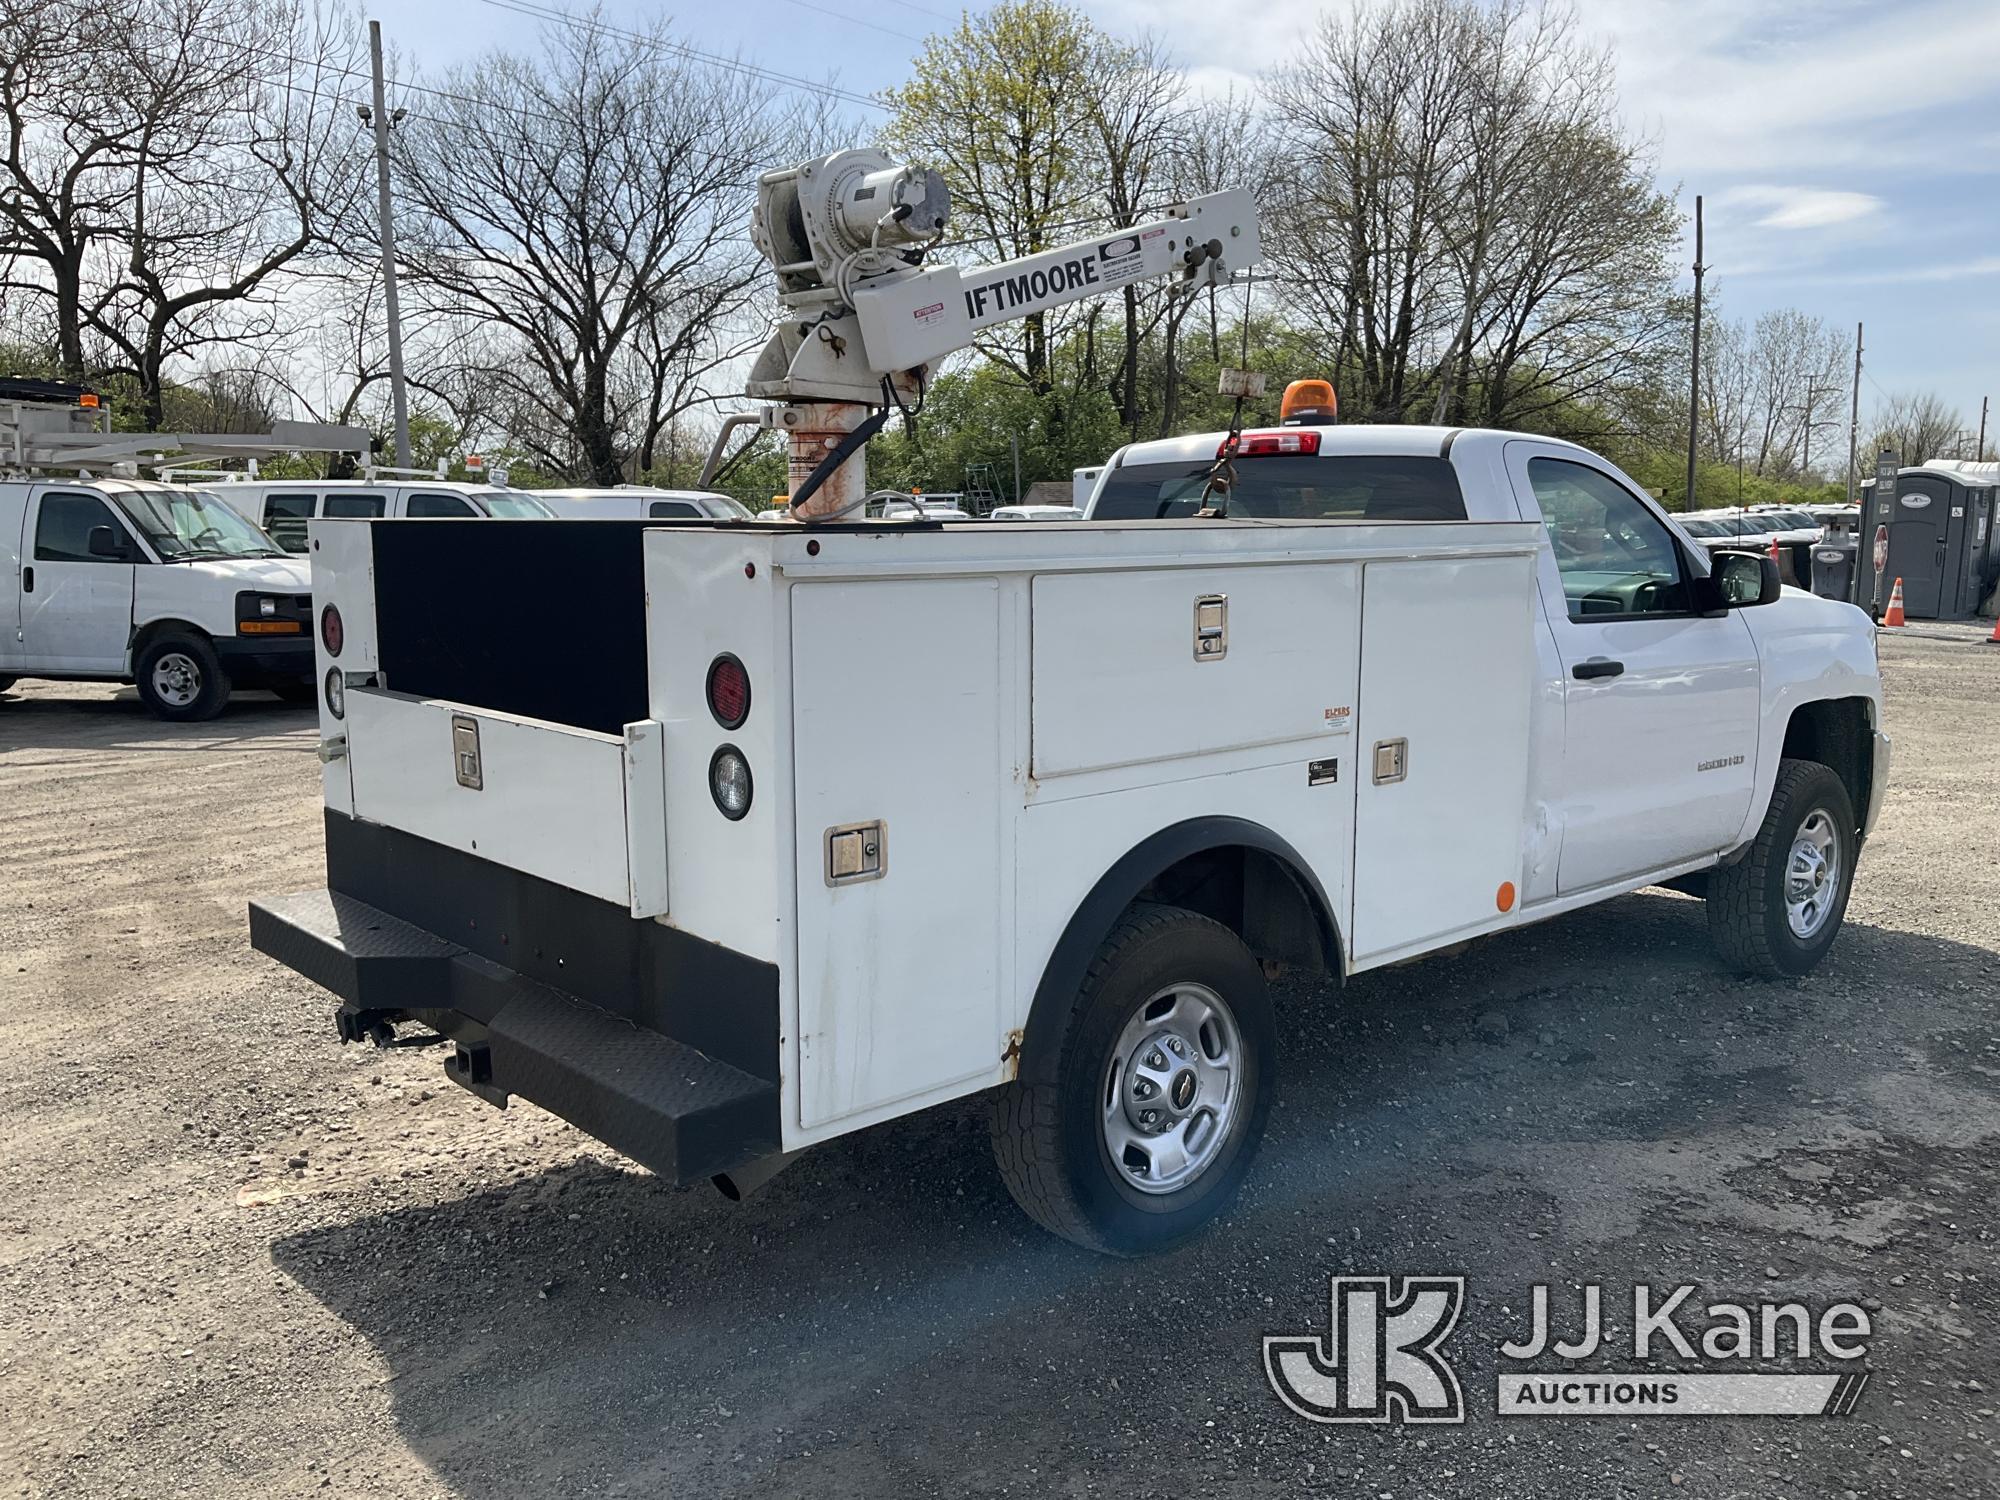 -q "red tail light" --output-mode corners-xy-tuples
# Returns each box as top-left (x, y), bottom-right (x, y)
(706, 653), (750, 729)
(320, 603), (344, 657)
(1221, 430), (1320, 458)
